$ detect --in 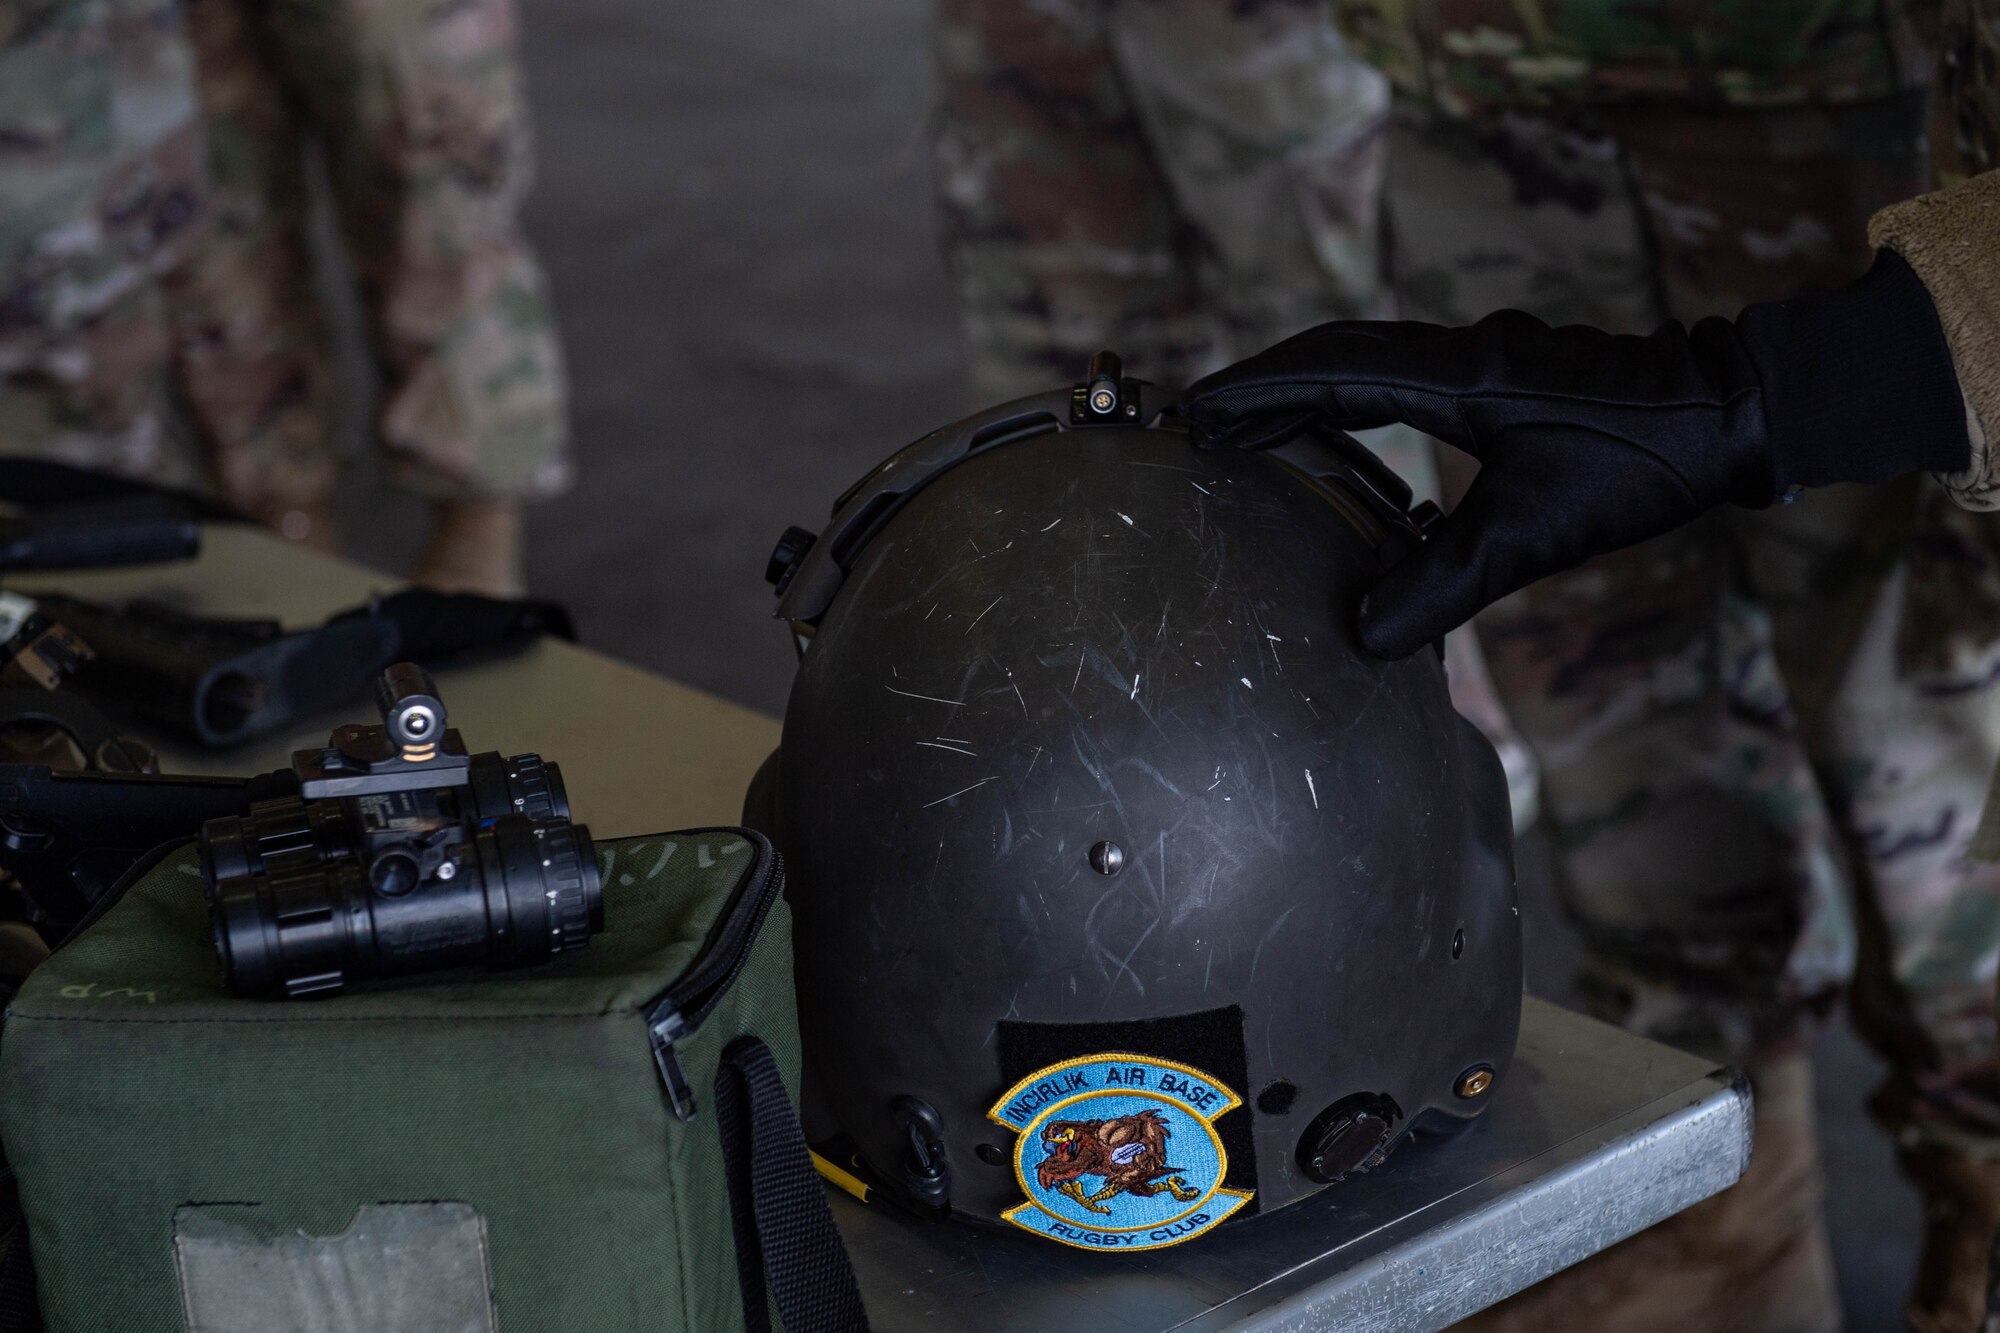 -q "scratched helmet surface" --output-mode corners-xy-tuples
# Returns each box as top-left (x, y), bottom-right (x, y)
(748, 365), (1520, 1249)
